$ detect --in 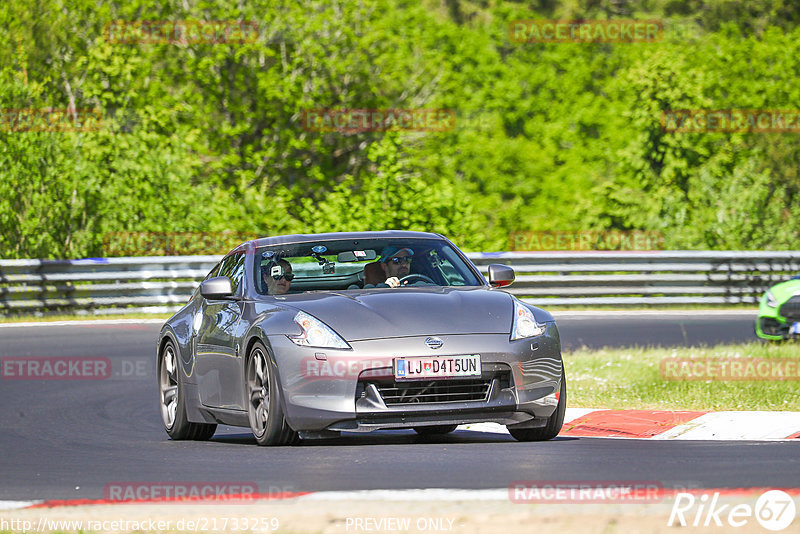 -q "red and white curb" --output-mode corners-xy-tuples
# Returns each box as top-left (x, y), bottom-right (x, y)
(4, 487), (800, 511)
(0, 501), (39, 510)
(460, 408), (800, 440)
